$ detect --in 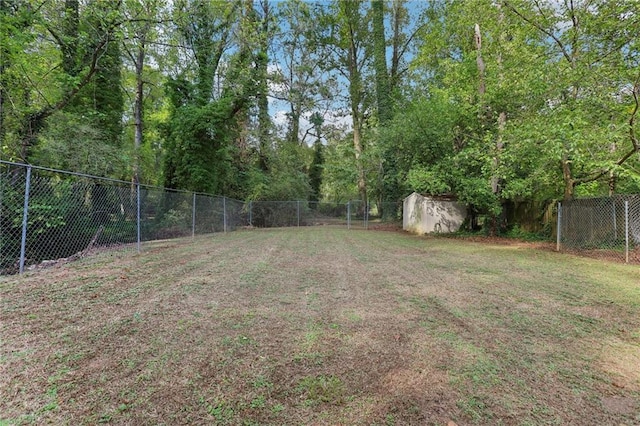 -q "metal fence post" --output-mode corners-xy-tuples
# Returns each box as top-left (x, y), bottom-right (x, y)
(297, 200), (300, 227)
(556, 202), (562, 252)
(223, 196), (227, 233)
(192, 192), (196, 239)
(625, 200), (629, 263)
(249, 200), (252, 226)
(136, 183), (141, 254)
(19, 166), (32, 274)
